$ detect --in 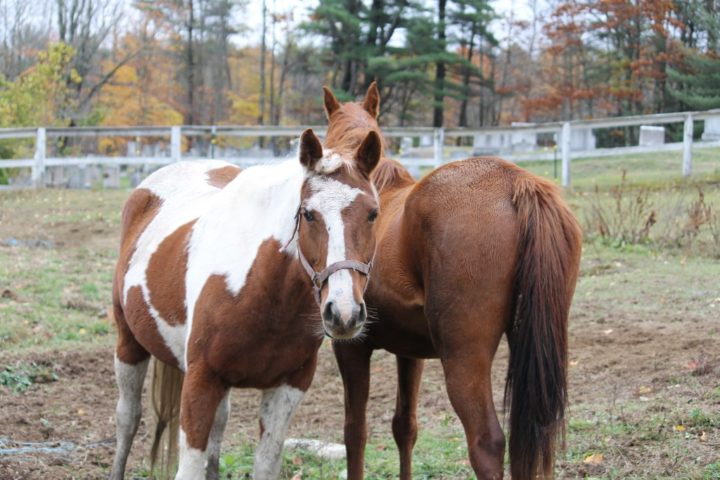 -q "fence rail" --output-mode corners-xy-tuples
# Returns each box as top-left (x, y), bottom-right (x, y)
(1, 108), (719, 189)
